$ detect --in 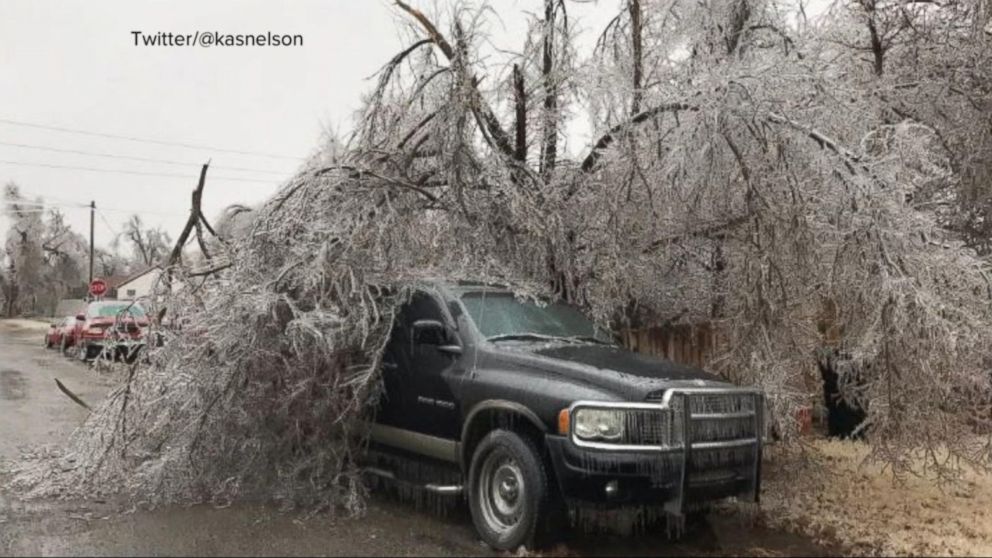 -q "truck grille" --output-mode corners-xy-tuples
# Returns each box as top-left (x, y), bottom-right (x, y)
(636, 389), (763, 450)
(619, 409), (678, 446)
(687, 392), (757, 415)
(685, 392), (760, 445)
